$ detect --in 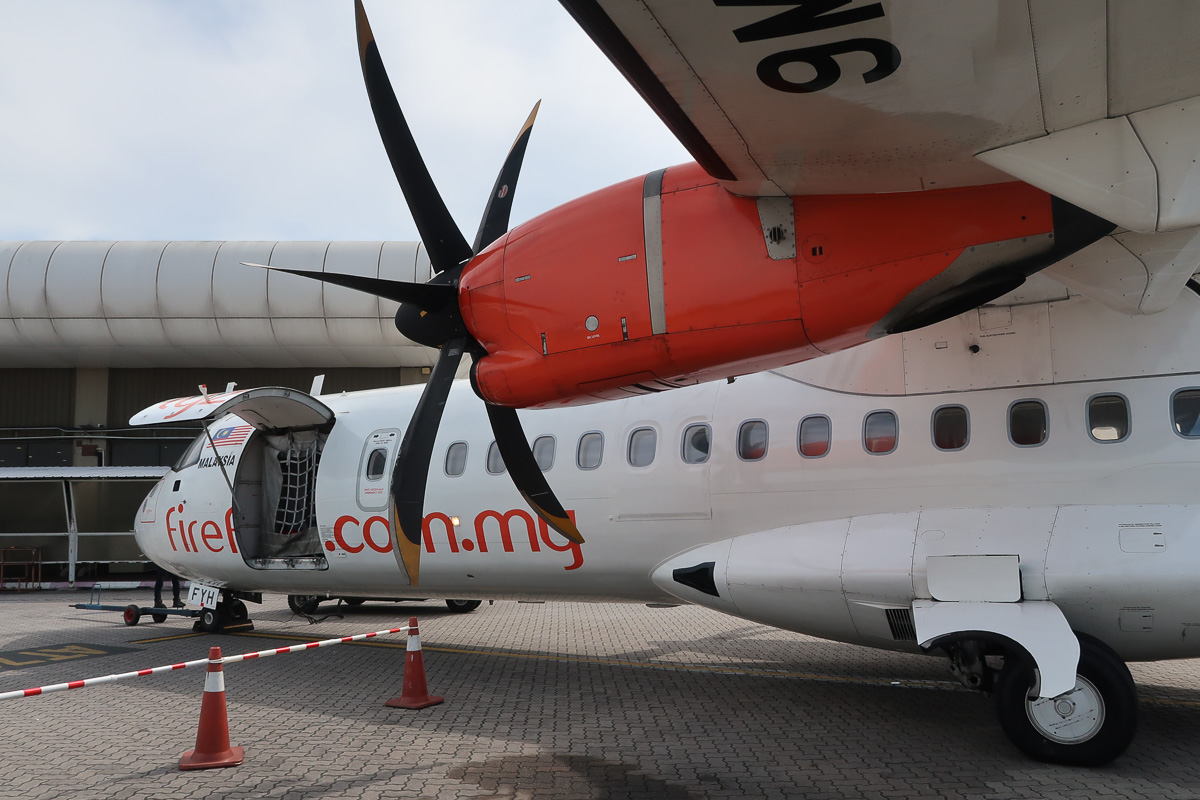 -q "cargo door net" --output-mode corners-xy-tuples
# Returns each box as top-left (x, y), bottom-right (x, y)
(233, 428), (329, 569)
